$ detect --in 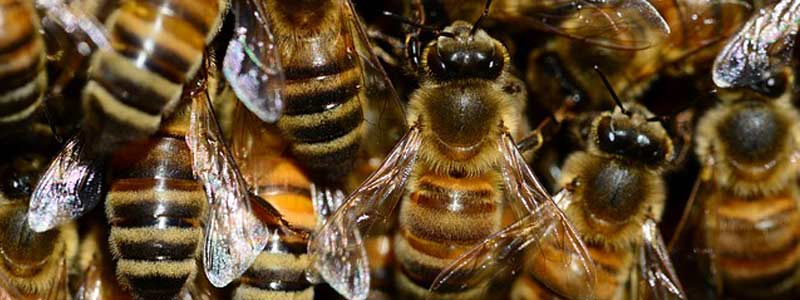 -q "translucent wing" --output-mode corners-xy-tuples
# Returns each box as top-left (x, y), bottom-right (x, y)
(187, 82), (275, 288)
(496, 0), (669, 49)
(222, 0), (285, 123)
(36, 0), (110, 92)
(431, 188), (596, 300)
(431, 134), (594, 299)
(713, 0), (800, 88)
(661, 0), (751, 55)
(308, 127), (422, 300)
(342, 0), (408, 157)
(638, 219), (687, 300)
(27, 135), (106, 233)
